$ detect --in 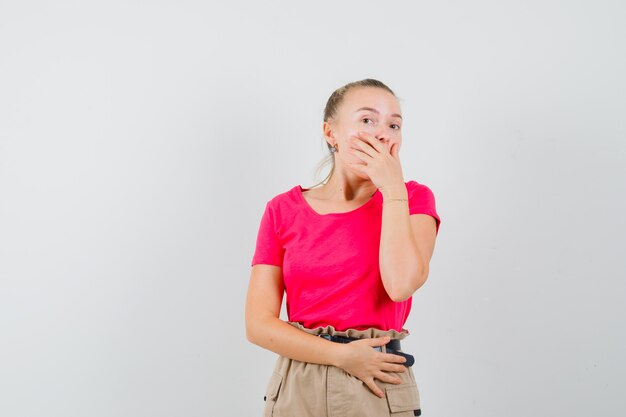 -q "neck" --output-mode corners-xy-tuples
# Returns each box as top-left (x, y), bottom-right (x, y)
(320, 169), (378, 201)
